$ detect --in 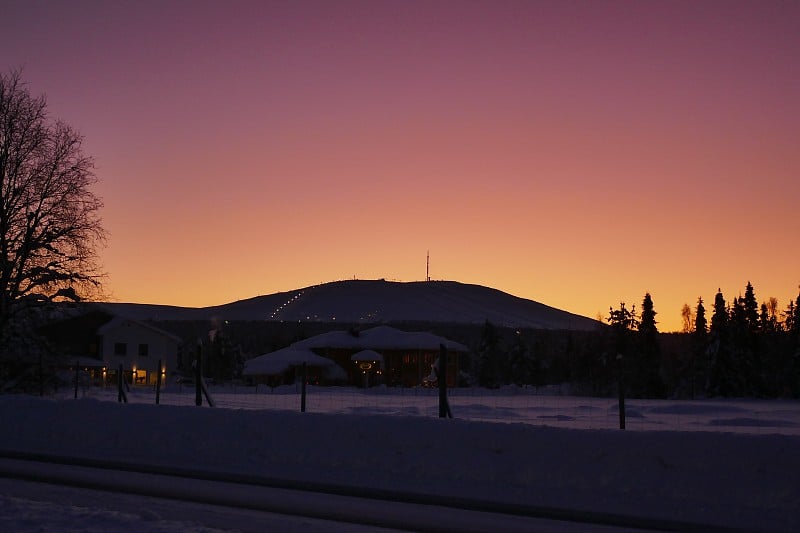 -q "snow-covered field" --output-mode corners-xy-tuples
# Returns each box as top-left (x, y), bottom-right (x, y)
(66, 382), (800, 435)
(1, 391), (799, 531)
